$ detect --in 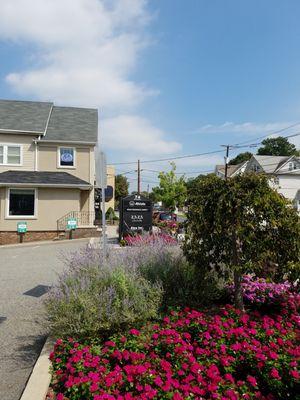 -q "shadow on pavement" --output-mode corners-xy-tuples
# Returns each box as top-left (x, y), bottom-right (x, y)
(13, 334), (47, 366)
